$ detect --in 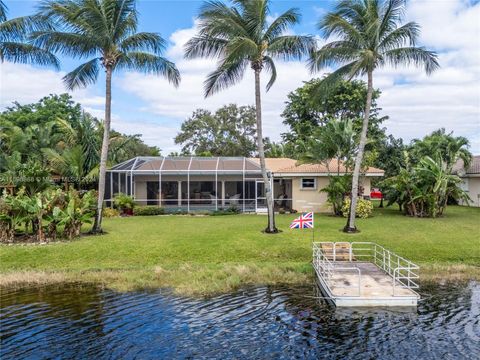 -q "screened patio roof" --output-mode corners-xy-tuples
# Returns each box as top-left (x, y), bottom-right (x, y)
(109, 156), (264, 175)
